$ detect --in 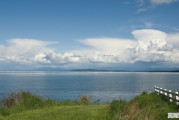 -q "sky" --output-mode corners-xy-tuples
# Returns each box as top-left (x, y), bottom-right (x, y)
(0, 0), (179, 71)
